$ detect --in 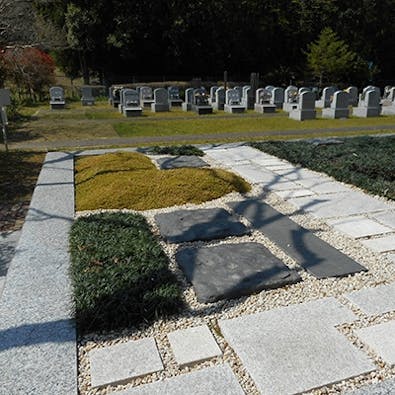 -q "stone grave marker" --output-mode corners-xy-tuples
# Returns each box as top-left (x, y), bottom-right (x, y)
(213, 87), (225, 110)
(151, 88), (170, 112)
(49, 86), (66, 109)
(270, 87), (284, 109)
(224, 89), (245, 113)
(345, 86), (358, 106)
(156, 155), (209, 170)
(315, 86), (336, 108)
(168, 86), (183, 107)
(81, 86), (95, 106)
(140, 86), (154, 108)
(233, 86), (243, 101)
(182, 88), (194, 111)
(283, 85), (298, 111)
(209, 86), (218, 105)
(353, 89), (380, 117)
(381, 86), (395, 115)
(322, 90), (350, 119)
(289, 91), (316, 120)
(192, 88), (213, 114)
(255, 88), (276, 113)
(122, 89), (142, 117)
